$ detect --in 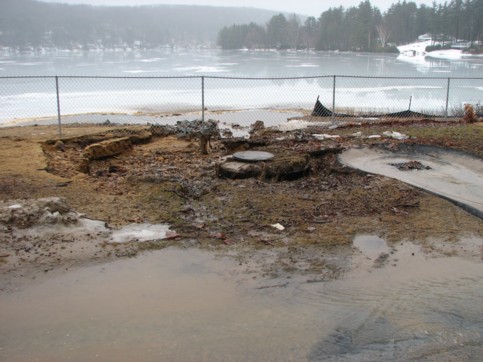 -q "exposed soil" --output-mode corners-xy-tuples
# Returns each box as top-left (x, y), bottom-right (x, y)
(0, 119), (482, 289)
